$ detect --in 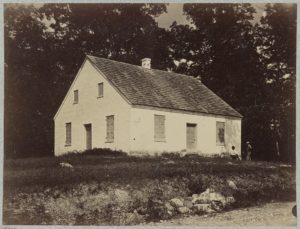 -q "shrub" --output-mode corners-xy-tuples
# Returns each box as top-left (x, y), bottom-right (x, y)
(161, 152), (181, 159)
(60, 148), (128, 158)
